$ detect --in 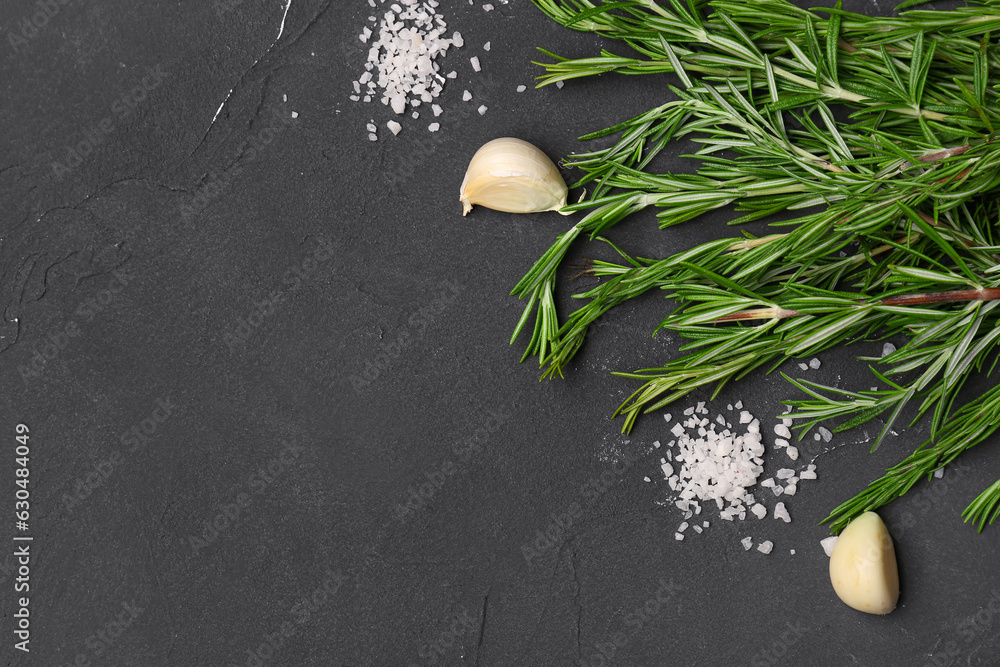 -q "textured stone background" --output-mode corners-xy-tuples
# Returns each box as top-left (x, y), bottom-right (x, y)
(1, 0), (998, 665)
